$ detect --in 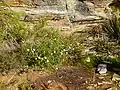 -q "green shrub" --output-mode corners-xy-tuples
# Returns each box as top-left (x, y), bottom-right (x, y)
(20, 17), (86, 70)
(0, 7), (68, 72)
(0, 1), (27, 44)
(0, 1), (28, 72)
(60, 33), (86, 66)
(0, 50), (27, 72)
(20, 17), (67, 70)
